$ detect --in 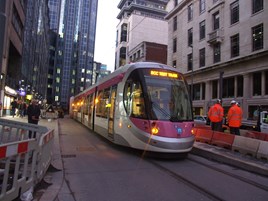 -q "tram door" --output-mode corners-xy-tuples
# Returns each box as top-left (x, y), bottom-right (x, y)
(108, 86), (117, 139)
